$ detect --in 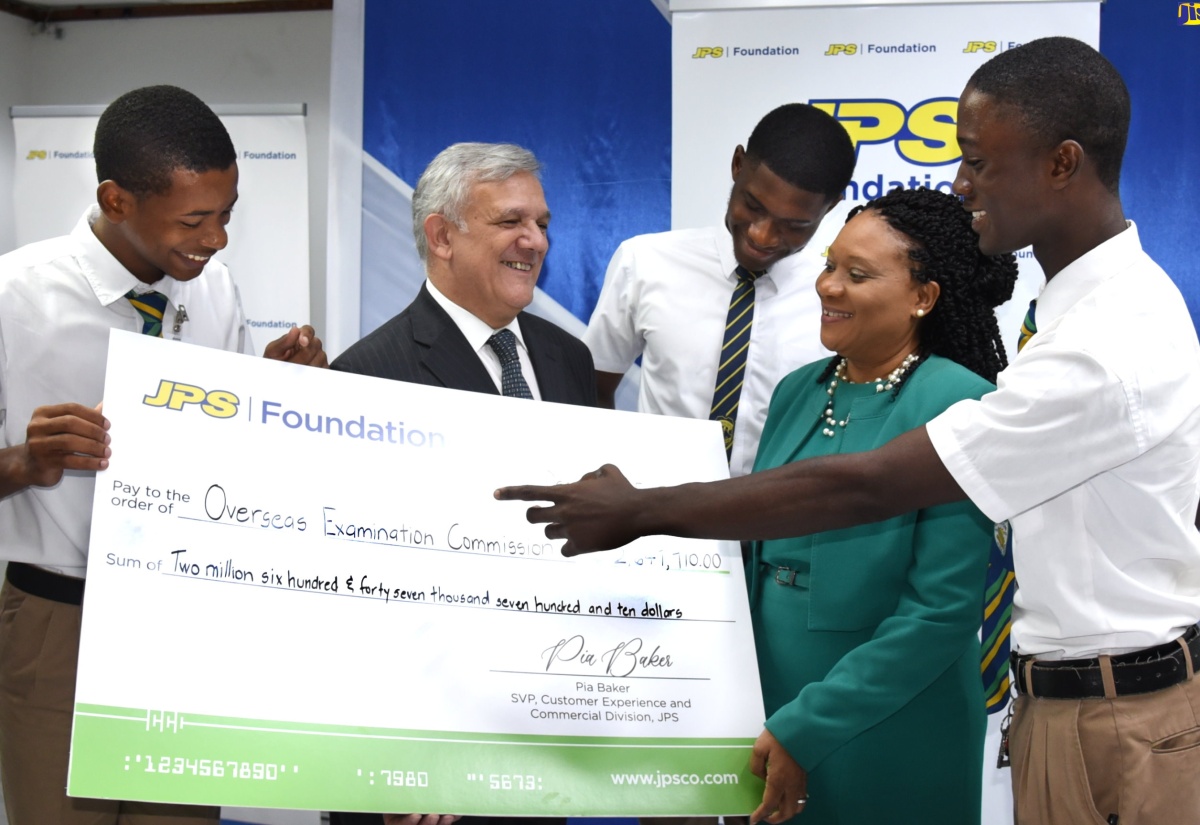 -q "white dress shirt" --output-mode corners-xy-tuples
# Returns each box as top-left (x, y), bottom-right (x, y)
(424, 278), (542, 400)
(928, 223), (1200, 659)
(0, 205), (252, 576)
(584, 226), (830, 478)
